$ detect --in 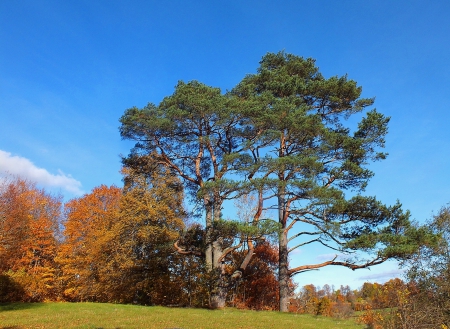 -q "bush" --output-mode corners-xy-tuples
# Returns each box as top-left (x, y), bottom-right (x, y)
(0, 272), (25, 302)
(331, 300), (354, 319)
